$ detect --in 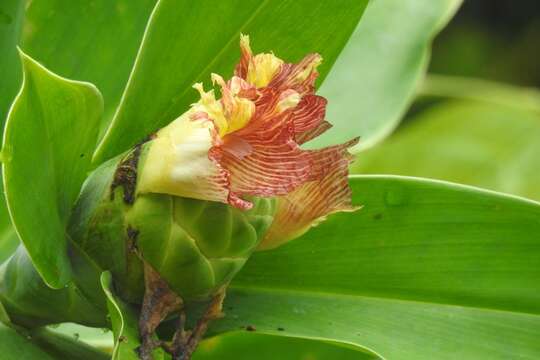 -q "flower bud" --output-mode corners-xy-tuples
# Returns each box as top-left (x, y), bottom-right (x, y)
(70, 34), (358, 305)
(69, 150), (275, 303)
